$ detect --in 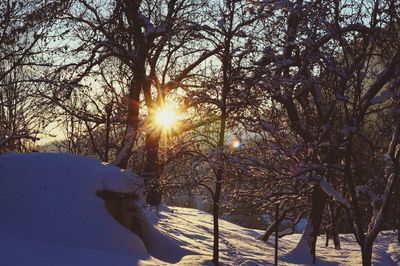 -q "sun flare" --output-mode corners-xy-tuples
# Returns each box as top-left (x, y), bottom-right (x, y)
(230, 138), (241, 149)
(154, 104), (178, 131)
